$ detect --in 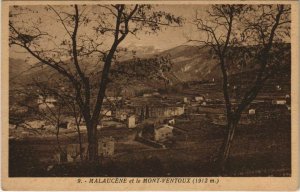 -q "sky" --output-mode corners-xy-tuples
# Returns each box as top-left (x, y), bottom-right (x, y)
(120, 5), (209, 50)
(9, 4), (290, 63)
(9, 4), (210, 62)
